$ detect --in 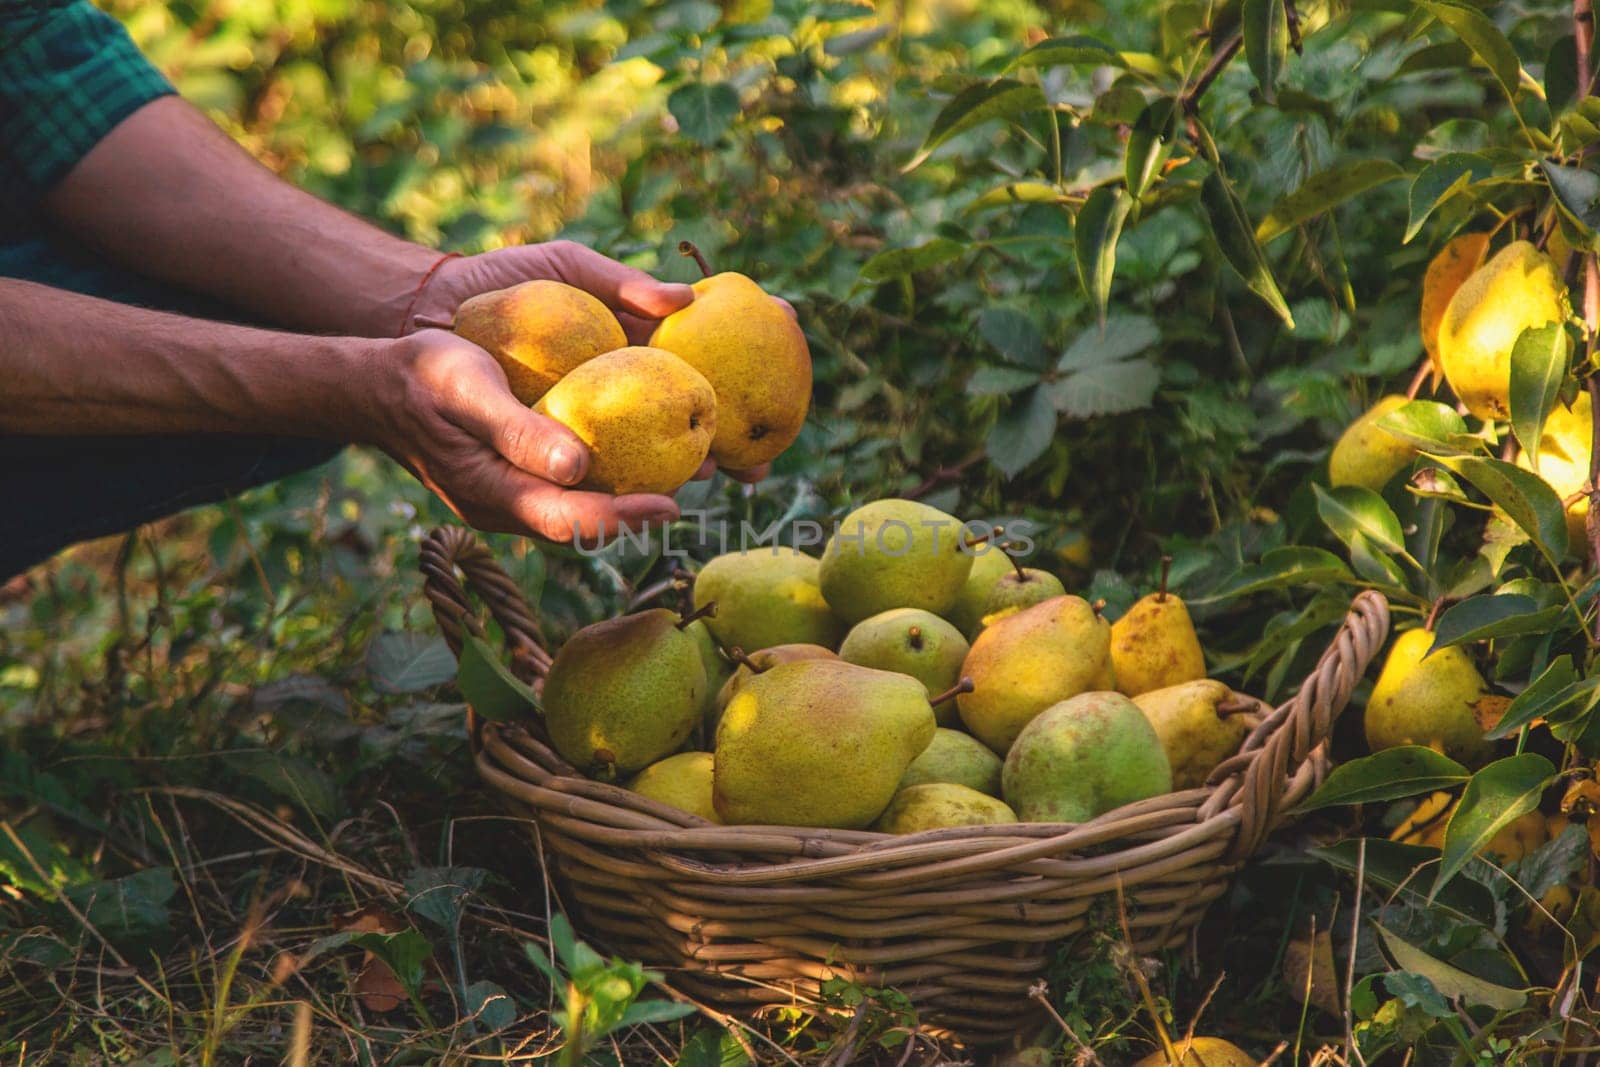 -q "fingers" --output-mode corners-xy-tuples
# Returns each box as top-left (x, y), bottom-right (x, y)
(692, 457), (717, 481)
(724, 463), (771, 484)
(547, 240), (695, 320)
(430, 348), (591, 486)
(491, 468), (679, 542)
